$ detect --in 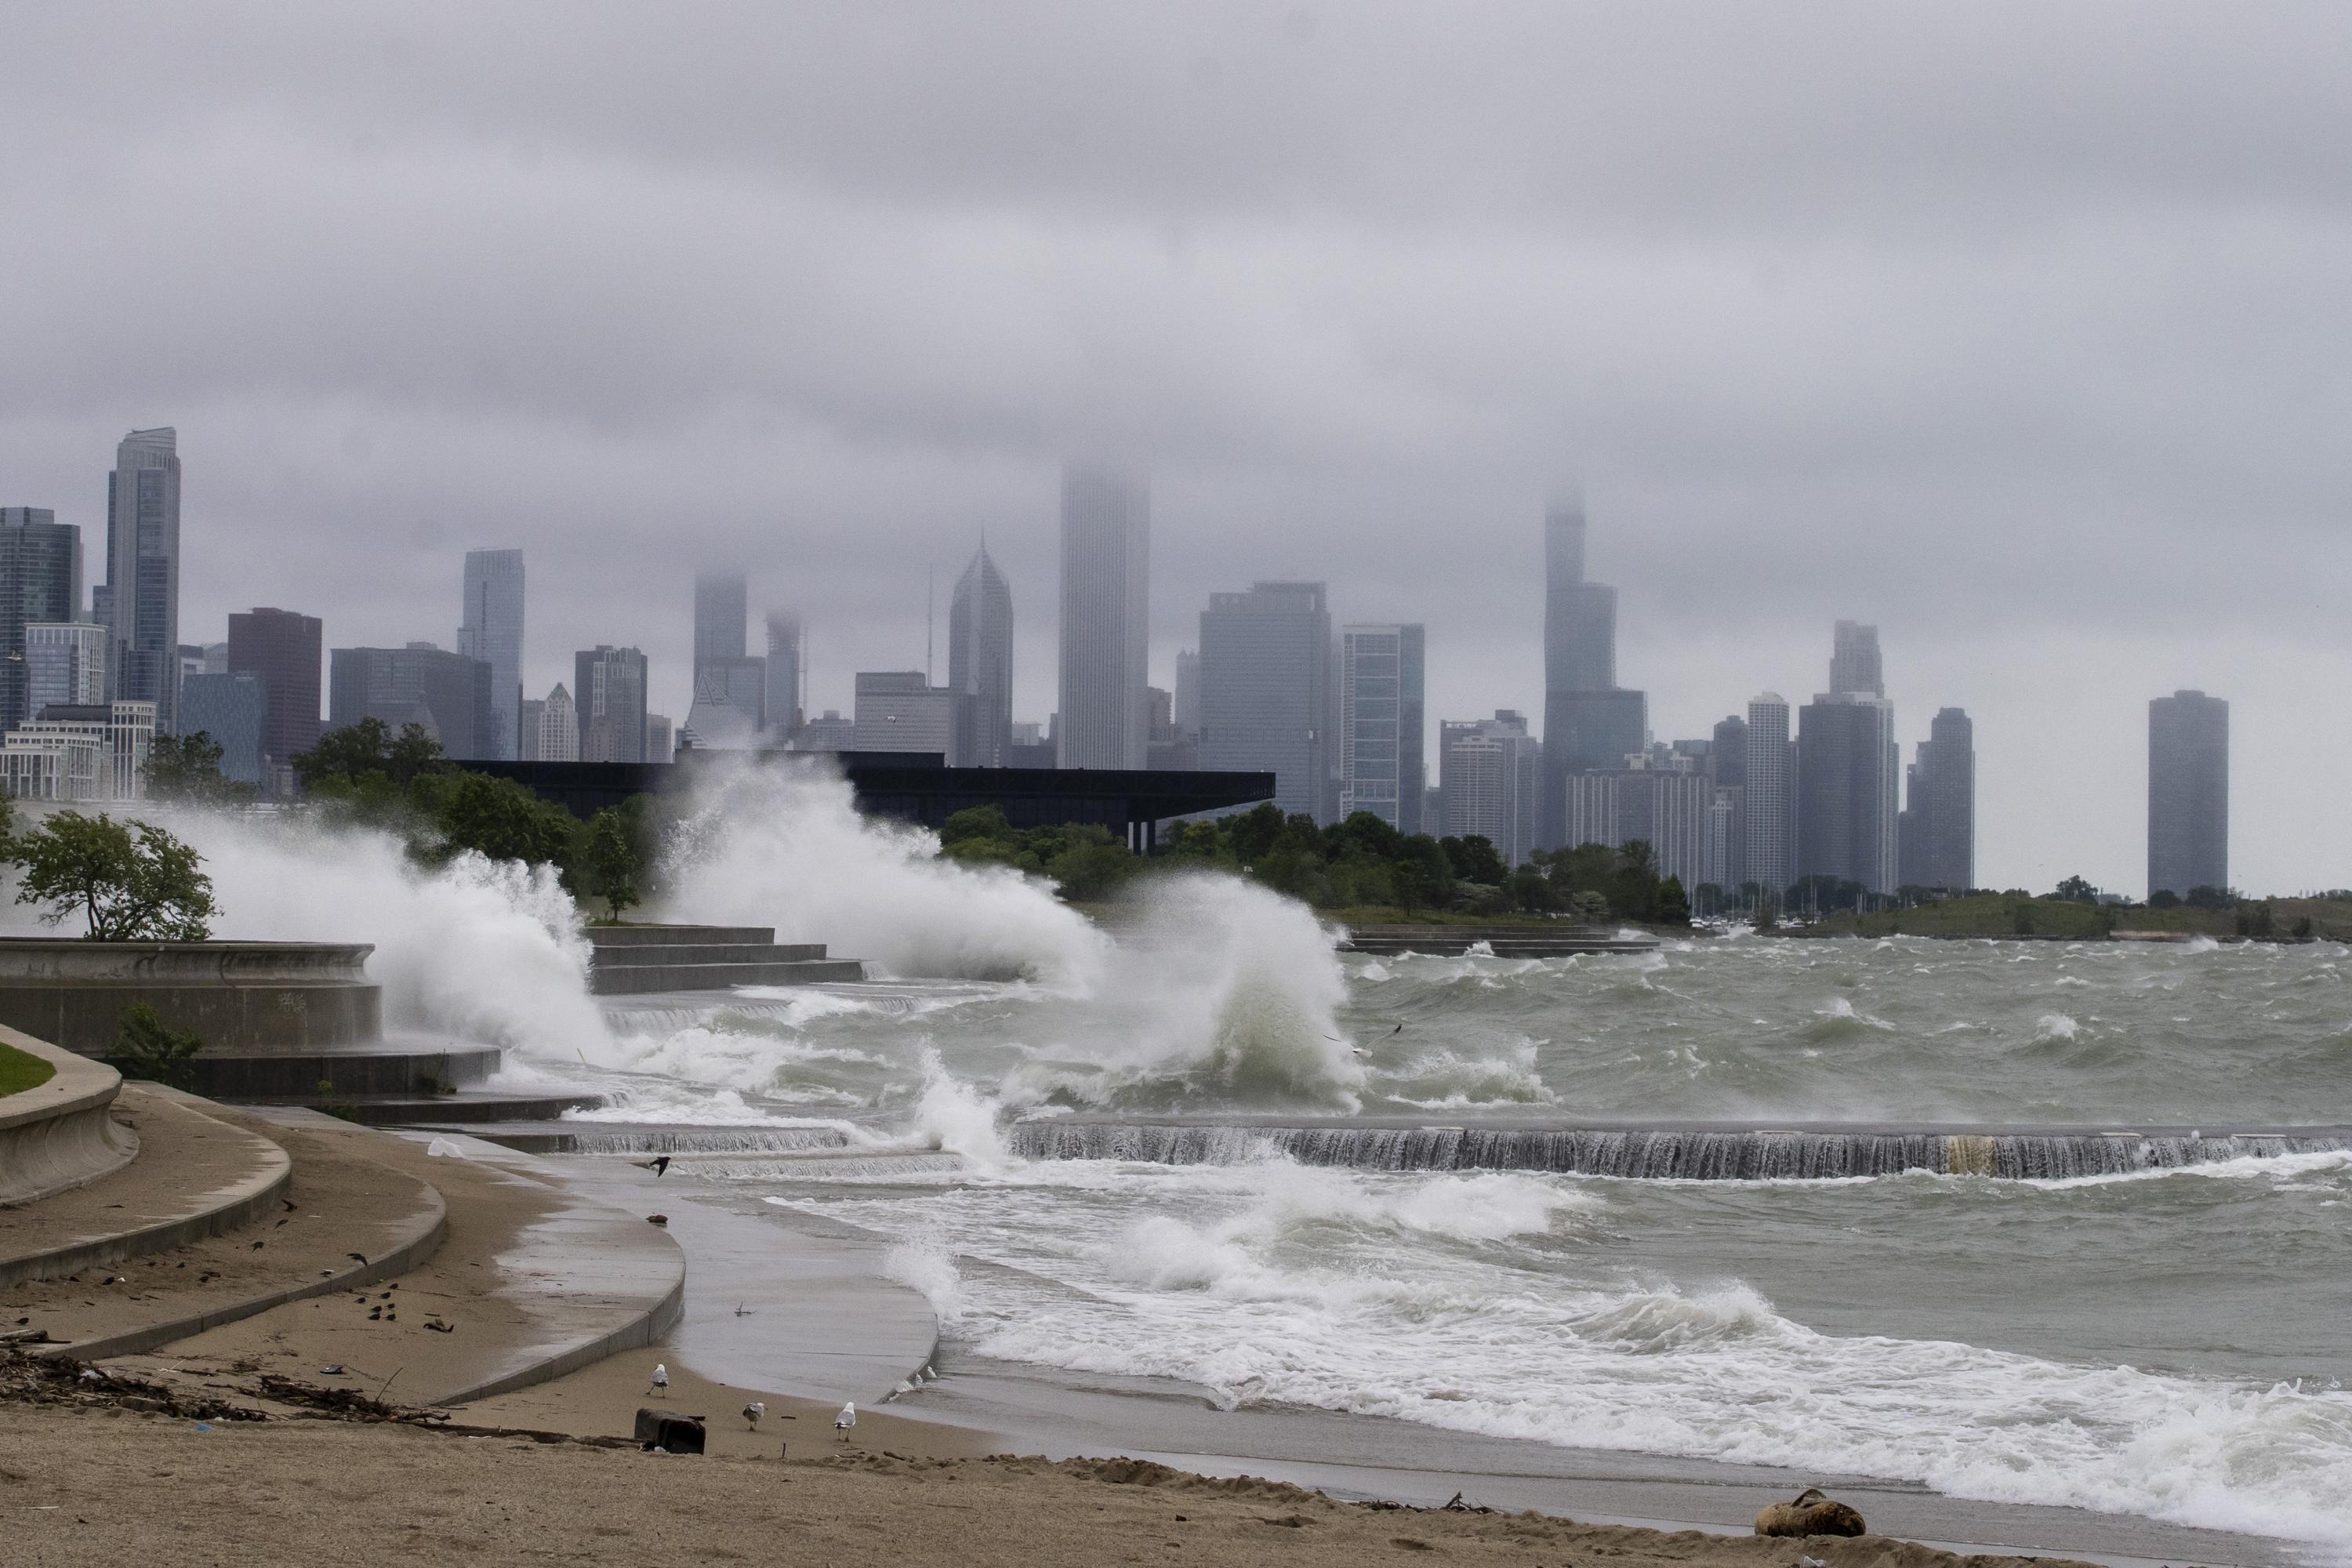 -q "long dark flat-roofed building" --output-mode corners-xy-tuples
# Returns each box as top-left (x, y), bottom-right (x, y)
(227, 606), (322, 779)
(2148, 689), (2228, 899)
(330, 642), (495, 758)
